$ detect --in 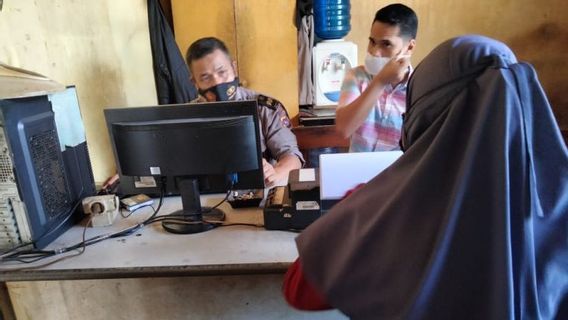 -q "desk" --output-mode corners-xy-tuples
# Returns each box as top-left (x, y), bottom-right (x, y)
(0, 195), (347, 319)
